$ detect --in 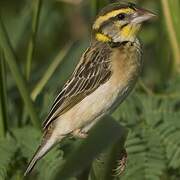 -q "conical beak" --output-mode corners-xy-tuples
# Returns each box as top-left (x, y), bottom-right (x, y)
(131, 8), (157, 24)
